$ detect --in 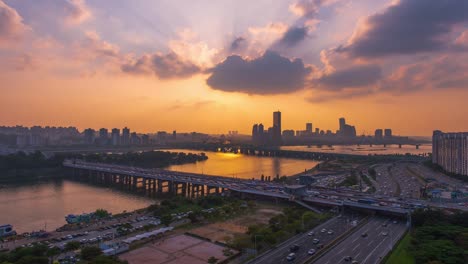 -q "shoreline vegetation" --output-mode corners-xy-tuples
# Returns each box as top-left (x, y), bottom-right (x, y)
(0, 150), (208, 183)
